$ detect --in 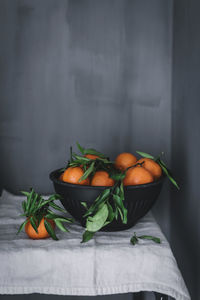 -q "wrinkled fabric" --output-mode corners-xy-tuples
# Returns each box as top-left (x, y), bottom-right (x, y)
(0, 190), (190, 300)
